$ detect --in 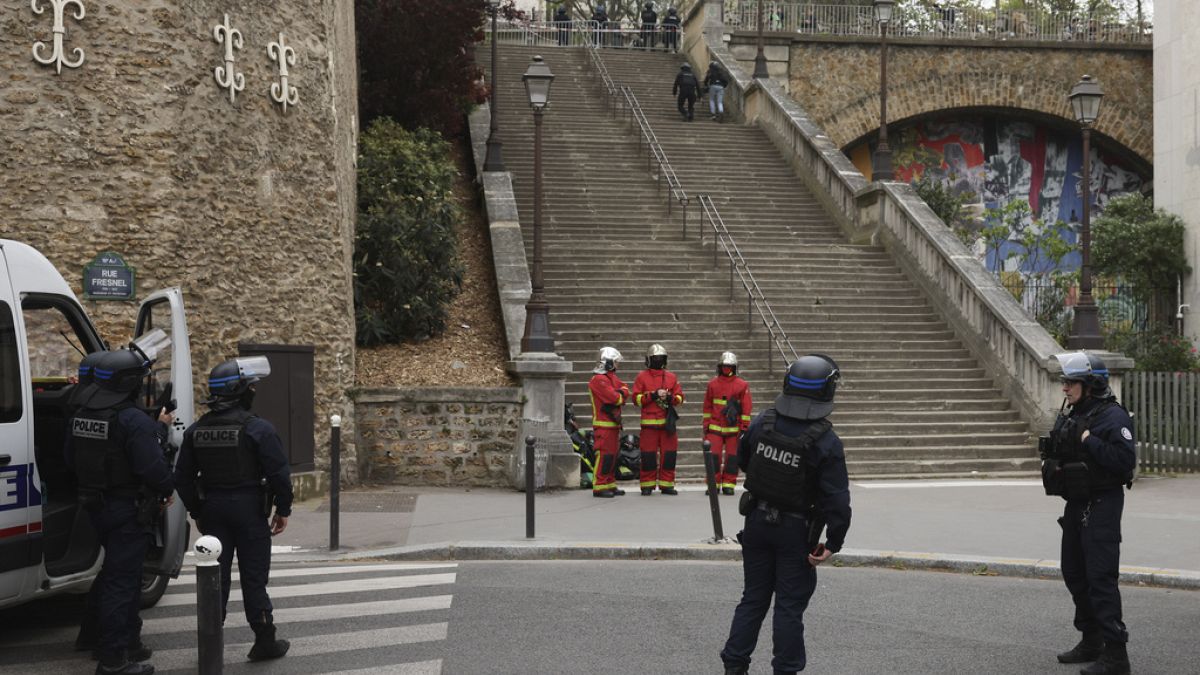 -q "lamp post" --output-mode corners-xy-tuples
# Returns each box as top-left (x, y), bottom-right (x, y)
(1067, 74), (1105, 349)
(483, 0), (505, 172)
(872, 0), (895, 181)
(521, 55), (556, 353)
(753, 0), (768, 78)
